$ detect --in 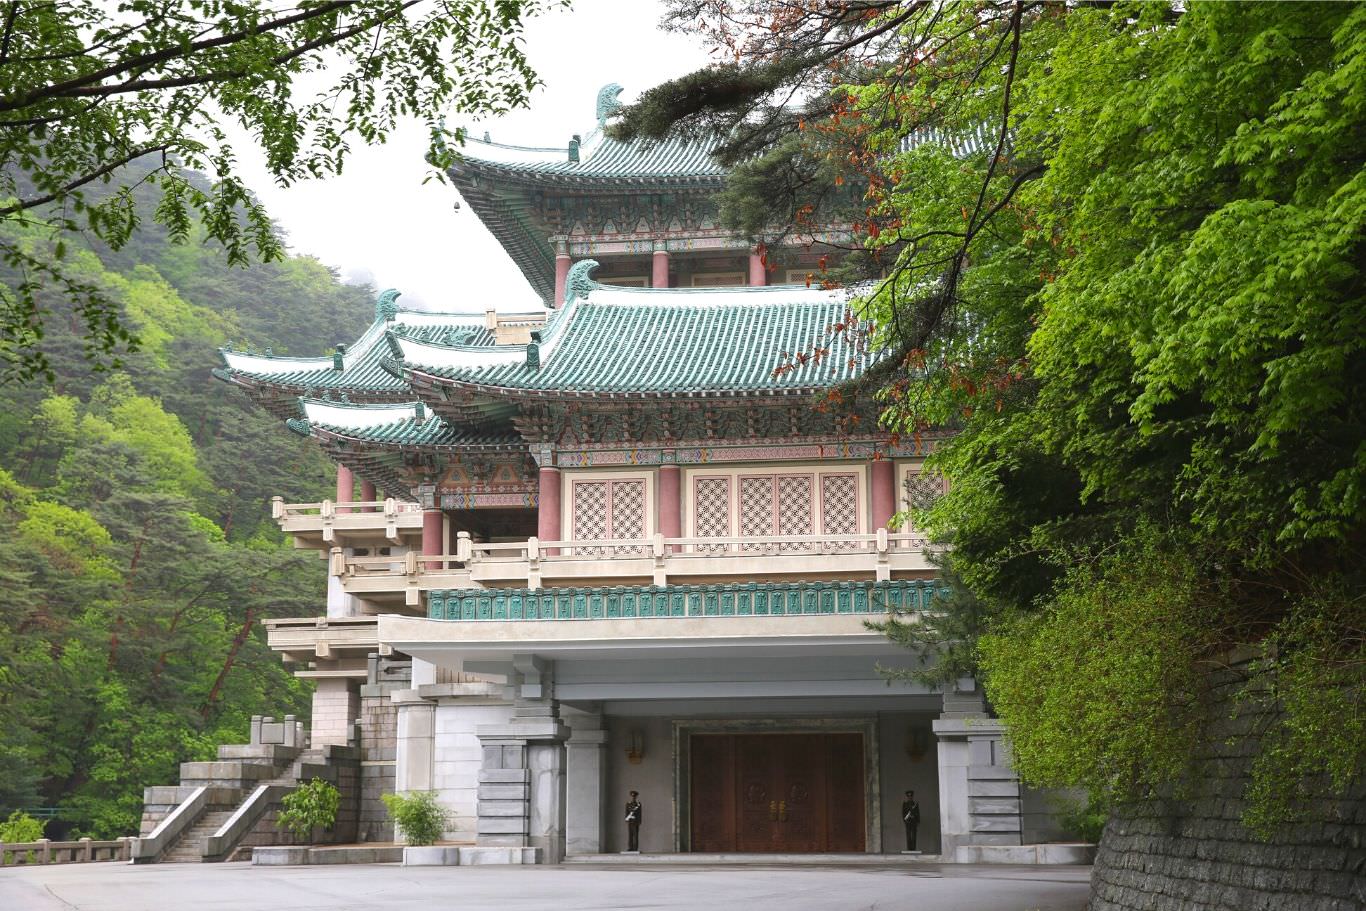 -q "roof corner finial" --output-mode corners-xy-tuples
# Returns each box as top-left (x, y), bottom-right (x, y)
(568, 134), (580, 163)
(375, 289), (401, 322)
(563, 259), (599, 308)
(596, 83), (624, 126)
(414, 401), (426, 423)
(332, 343), (346, 371)
(526, 330), (542, 370)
